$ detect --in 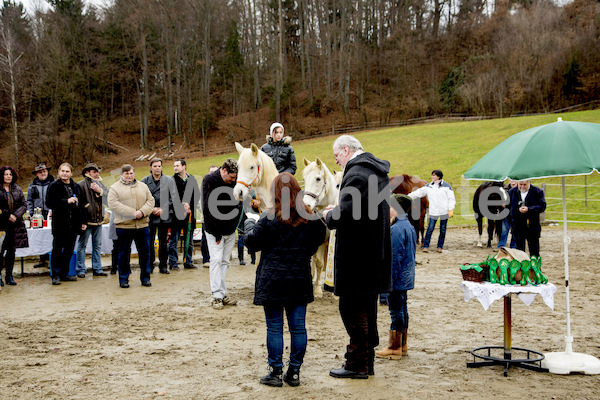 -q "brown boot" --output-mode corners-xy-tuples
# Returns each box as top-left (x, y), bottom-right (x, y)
(375, 330), (402, 359)
(401, 328), (408, 356)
